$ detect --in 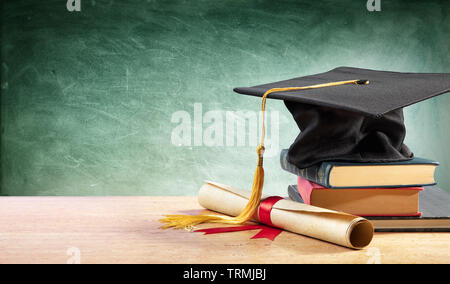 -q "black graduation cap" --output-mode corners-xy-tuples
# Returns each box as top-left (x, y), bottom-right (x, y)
(234, 67), (450, 168)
